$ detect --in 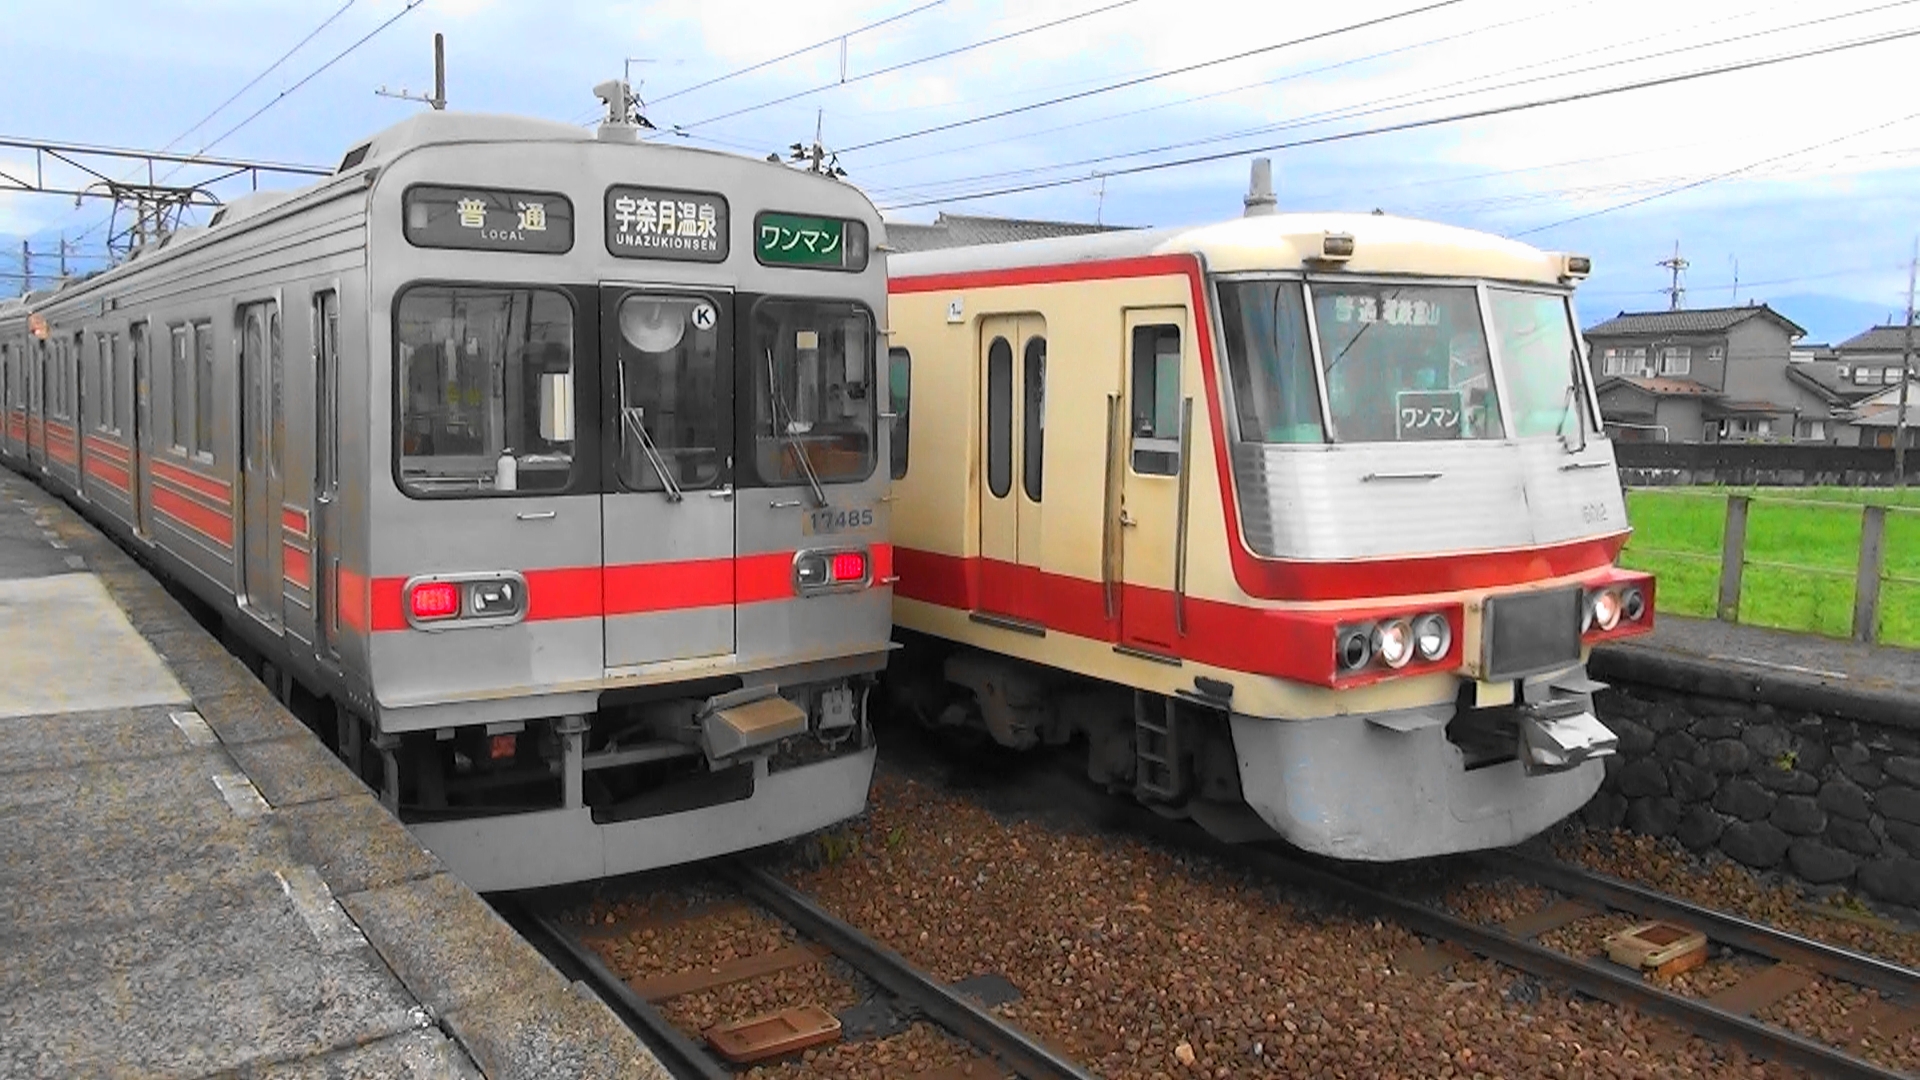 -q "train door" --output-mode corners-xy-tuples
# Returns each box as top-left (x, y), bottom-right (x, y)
(29, 338), (43, 470)
(70, 333), (85, 491)
(237, 301), (284, 629)
(130, 323), (152, 537)
(1117, 308), (1189, 654)
(976, 314), (1047, 626)
(600, 285), (736, 667)
(311, 291), (340, 659)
